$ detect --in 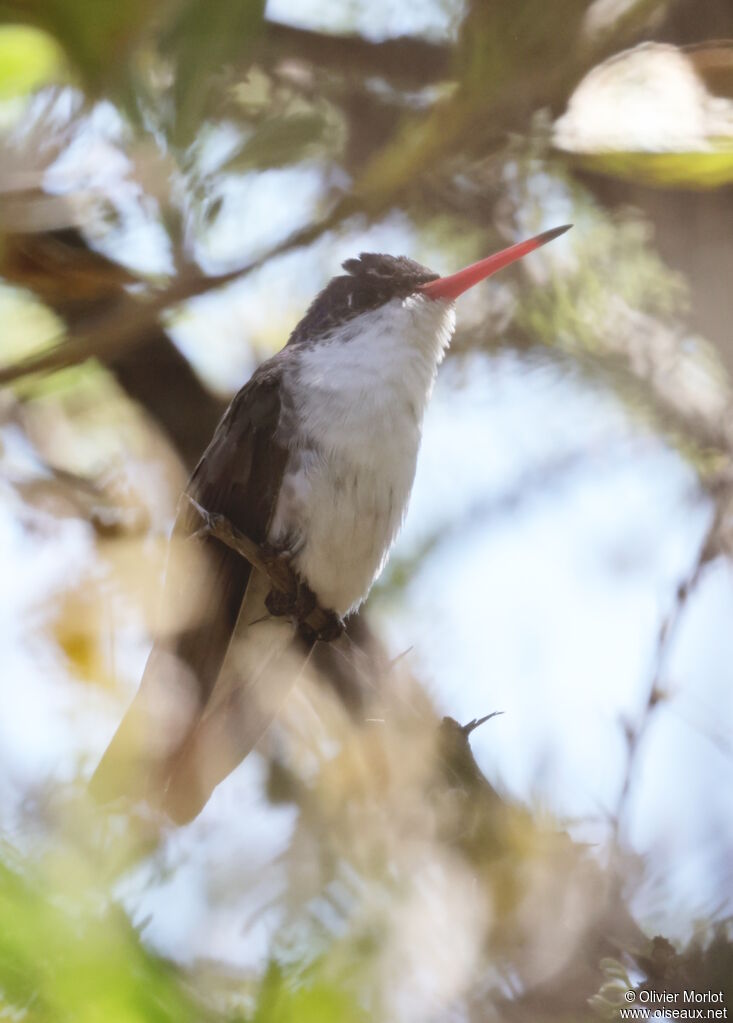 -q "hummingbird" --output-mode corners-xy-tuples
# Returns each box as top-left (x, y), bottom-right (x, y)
(90, 225), (570, 823)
